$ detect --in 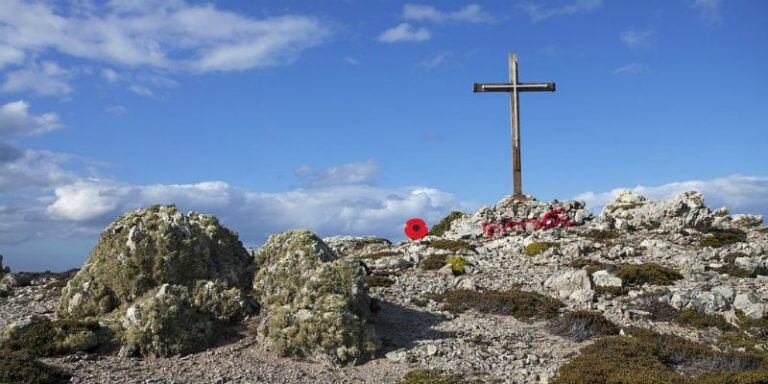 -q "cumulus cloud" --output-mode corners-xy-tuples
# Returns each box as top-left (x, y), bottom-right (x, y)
(0, 0), (330, 74)
(0, 100), (61, 136)
(574, 175), (768, 218)
(691, 0), (723, 26)
(402, 3), (492, 23)
(520, 0), (602, 22)
(378, 23), (431, 43)
(0, 149), (76, 193)
(612, 63), (649, 75)
(420, 51), (453, 69)
(43, 178), (473, 246)
(1, 61), (73, 96)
